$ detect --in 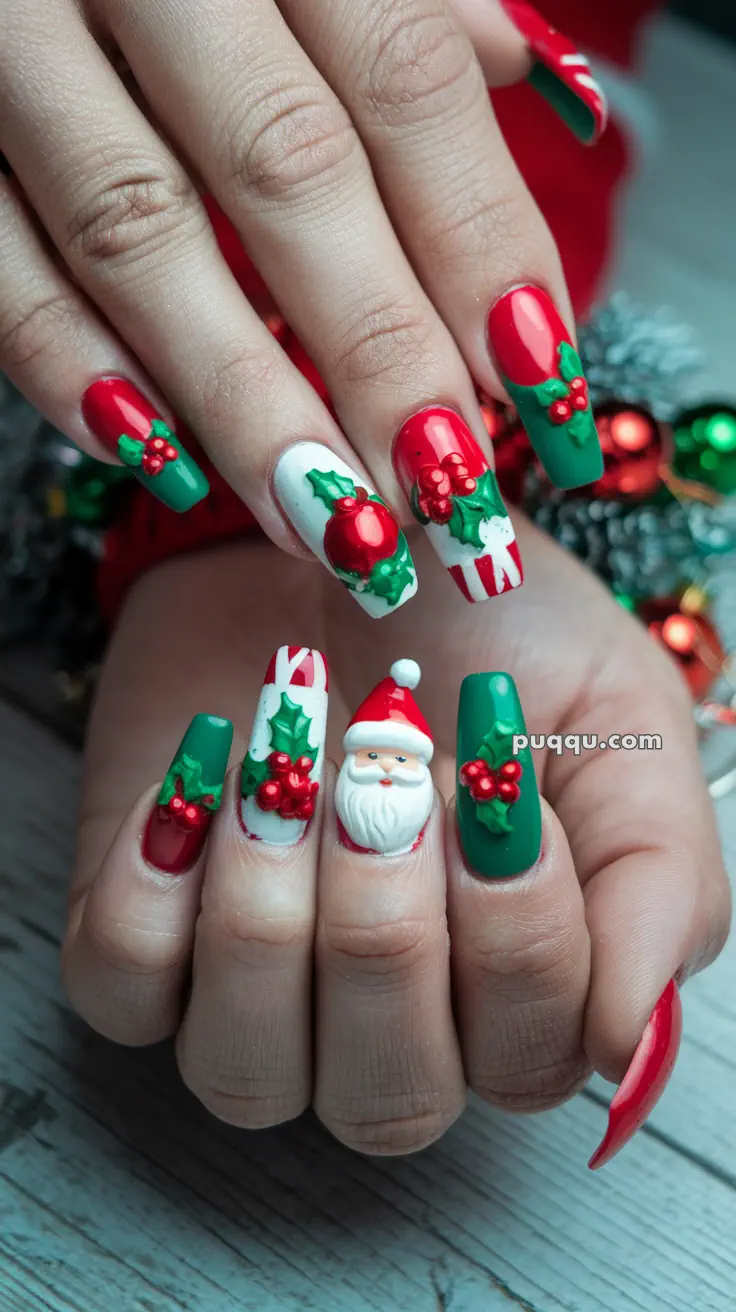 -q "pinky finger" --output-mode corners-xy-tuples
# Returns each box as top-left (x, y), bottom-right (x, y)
(62, 715), (232, 1046)
(0, 177), (209, 510)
